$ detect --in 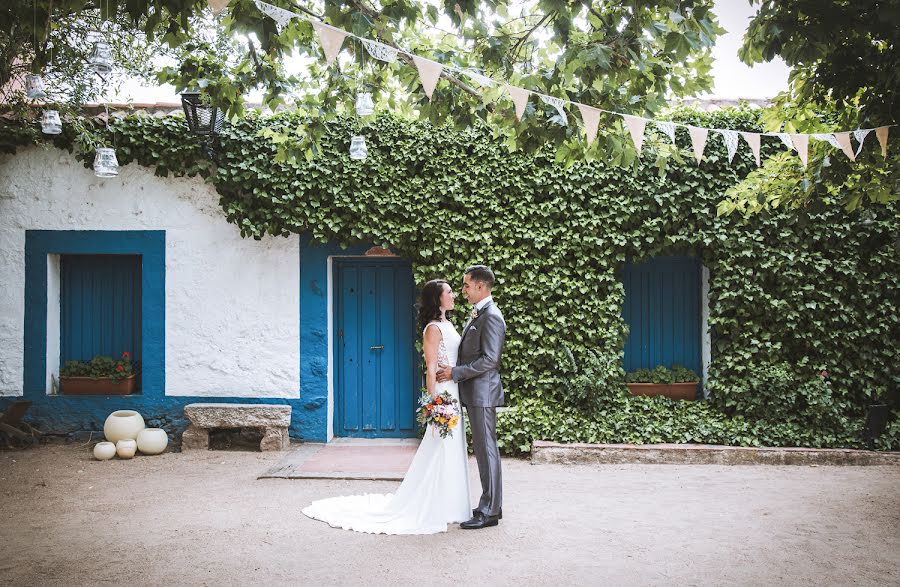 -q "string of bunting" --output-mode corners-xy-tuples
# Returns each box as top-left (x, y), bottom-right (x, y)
(240, 0), (893, 167)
